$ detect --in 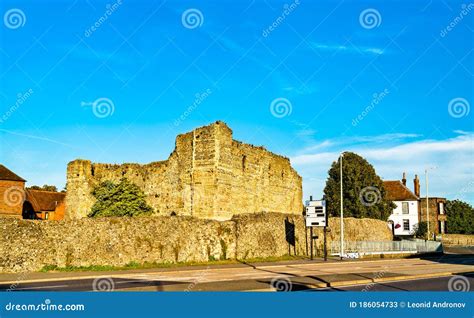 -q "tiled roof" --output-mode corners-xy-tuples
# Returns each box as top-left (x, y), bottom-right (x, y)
(26, 189), (65, 212)
(0, 164), (26, 182)
(383, 180), (419, 201)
